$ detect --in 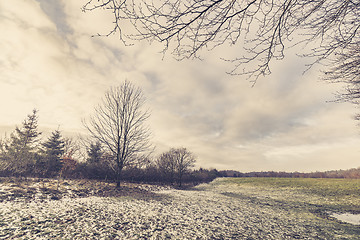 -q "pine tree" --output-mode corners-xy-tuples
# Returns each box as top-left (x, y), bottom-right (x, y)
(41, 130), (65, 177)
(87, 142), (102, 164)
(2, 109), (41, 176)
(86, 142), (110, 179)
